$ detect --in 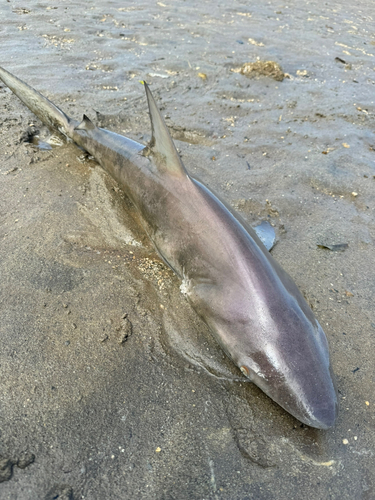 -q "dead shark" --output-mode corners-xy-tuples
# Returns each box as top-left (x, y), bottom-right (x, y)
(0, 65), (338, 429)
